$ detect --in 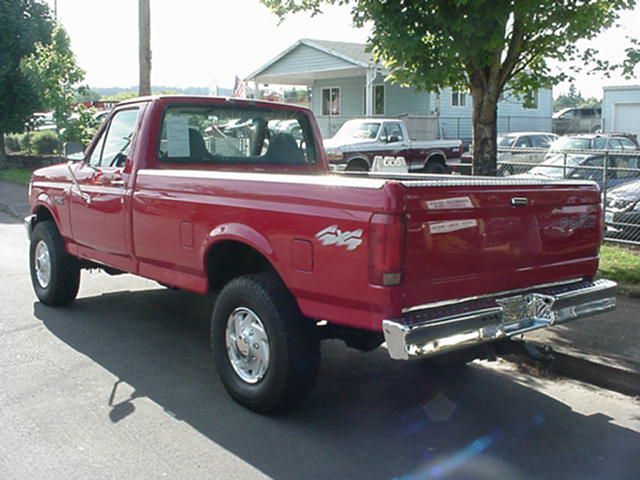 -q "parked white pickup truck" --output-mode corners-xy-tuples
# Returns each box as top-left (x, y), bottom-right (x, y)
(323, 118), (463, 173)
